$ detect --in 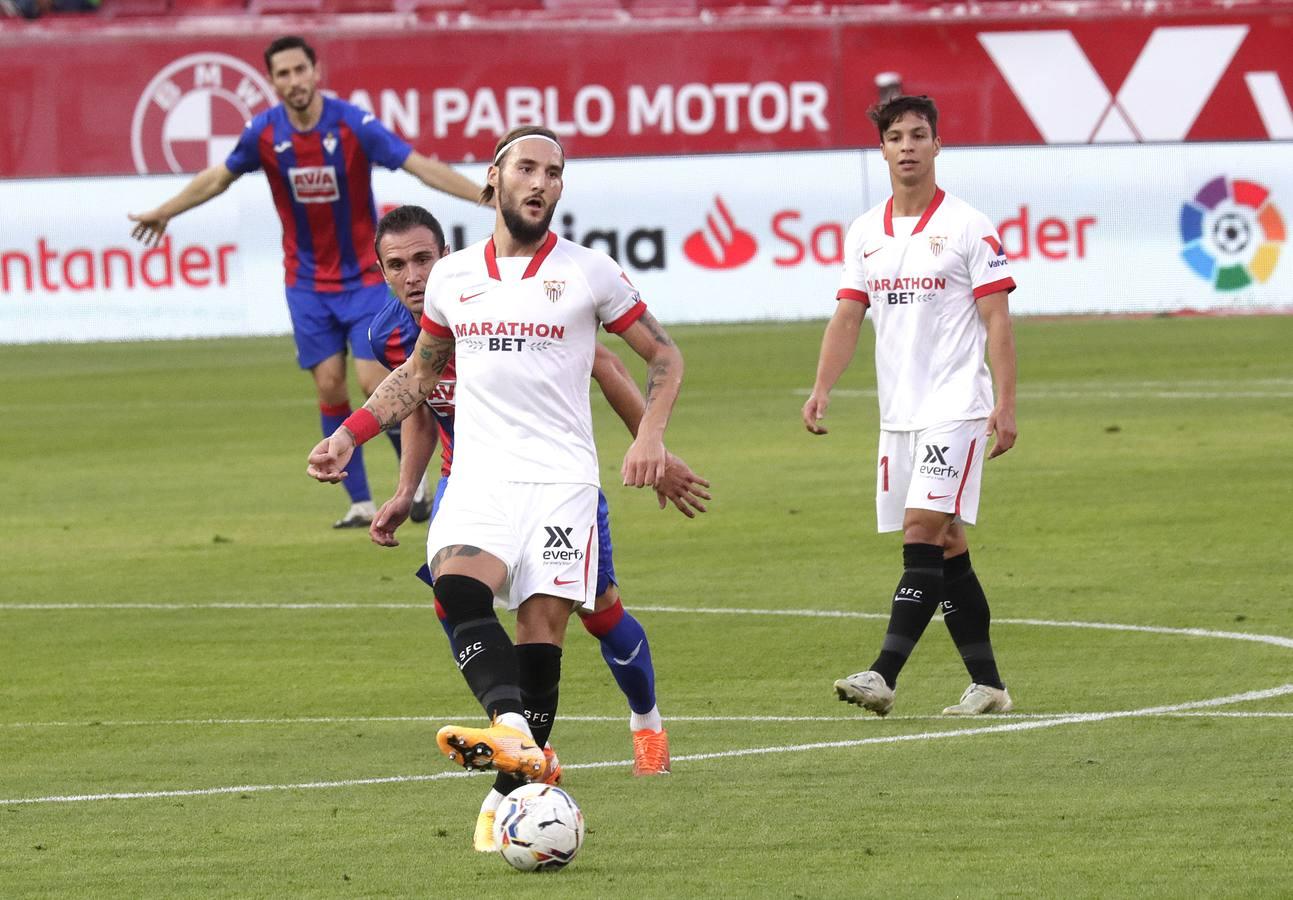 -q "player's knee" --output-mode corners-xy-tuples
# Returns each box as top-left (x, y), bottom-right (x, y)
(902, 514), (952, 547)
(580, 597), (624, 638)
(591, 583), (620, 614)
(432, 574), (494, 624)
